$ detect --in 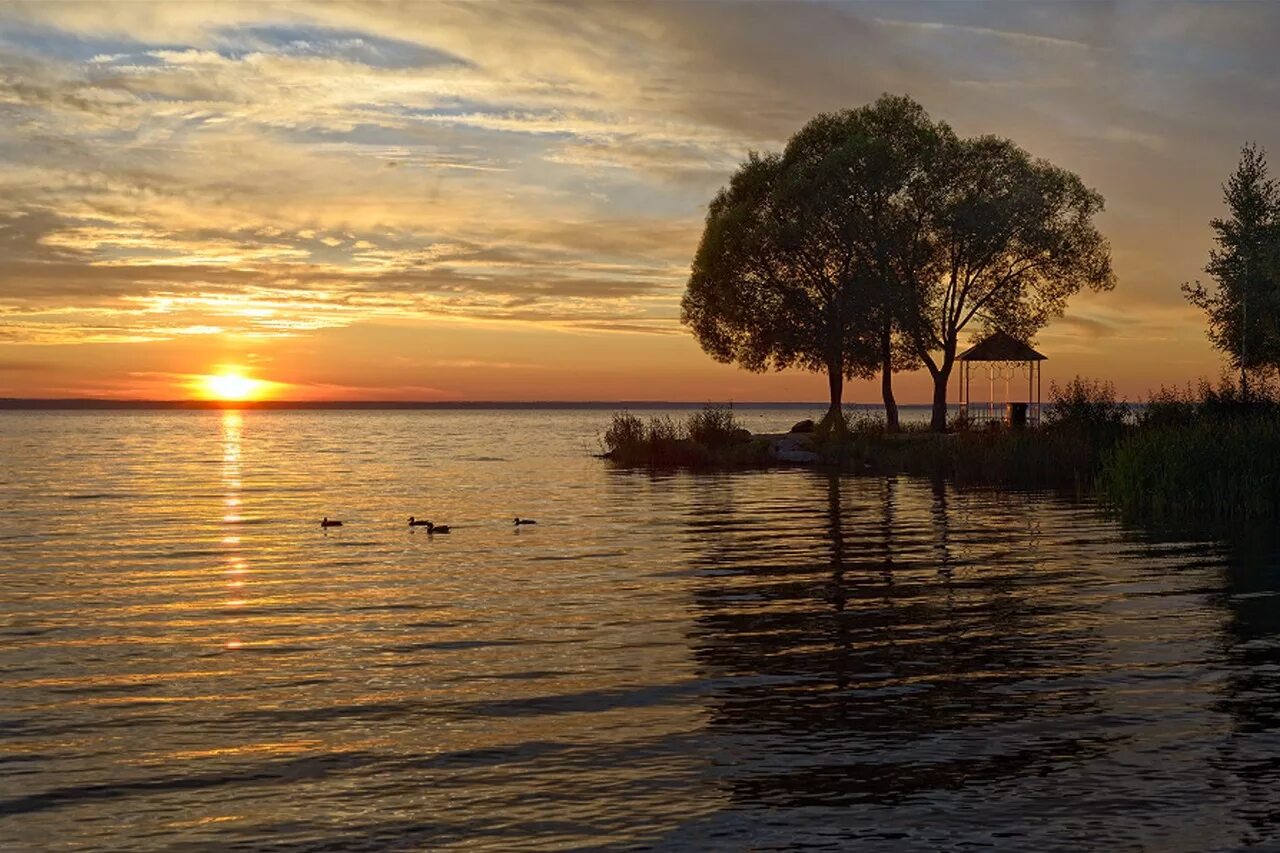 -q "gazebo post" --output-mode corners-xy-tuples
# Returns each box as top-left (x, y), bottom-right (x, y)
(1027, 360), (1033, 426)
(988, 365), (994, 425)
(1029, 361), (1039, 427)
